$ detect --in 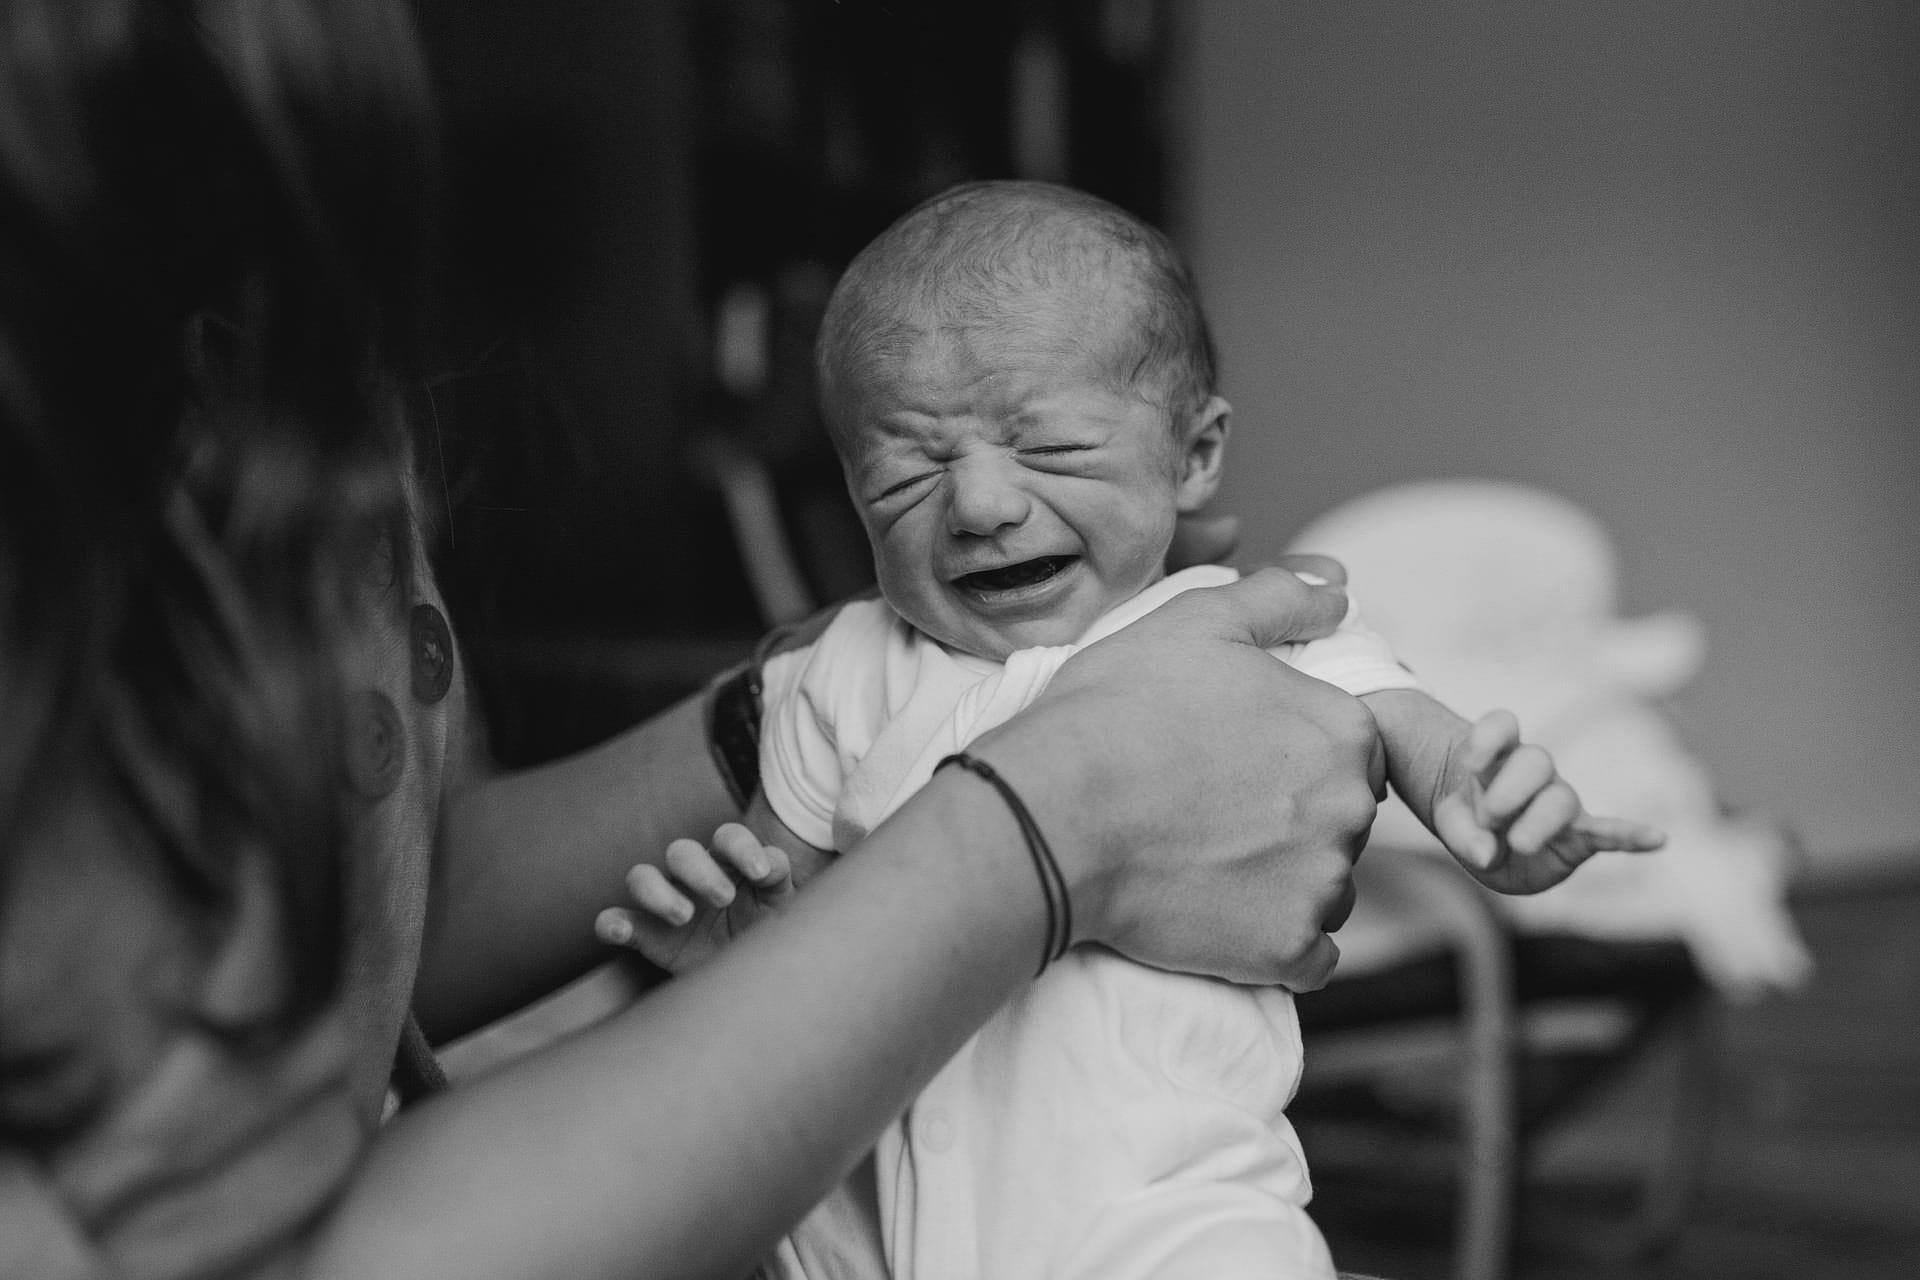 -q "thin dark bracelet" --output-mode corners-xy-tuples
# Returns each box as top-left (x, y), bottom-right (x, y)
(936, 752), (1072, 976)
